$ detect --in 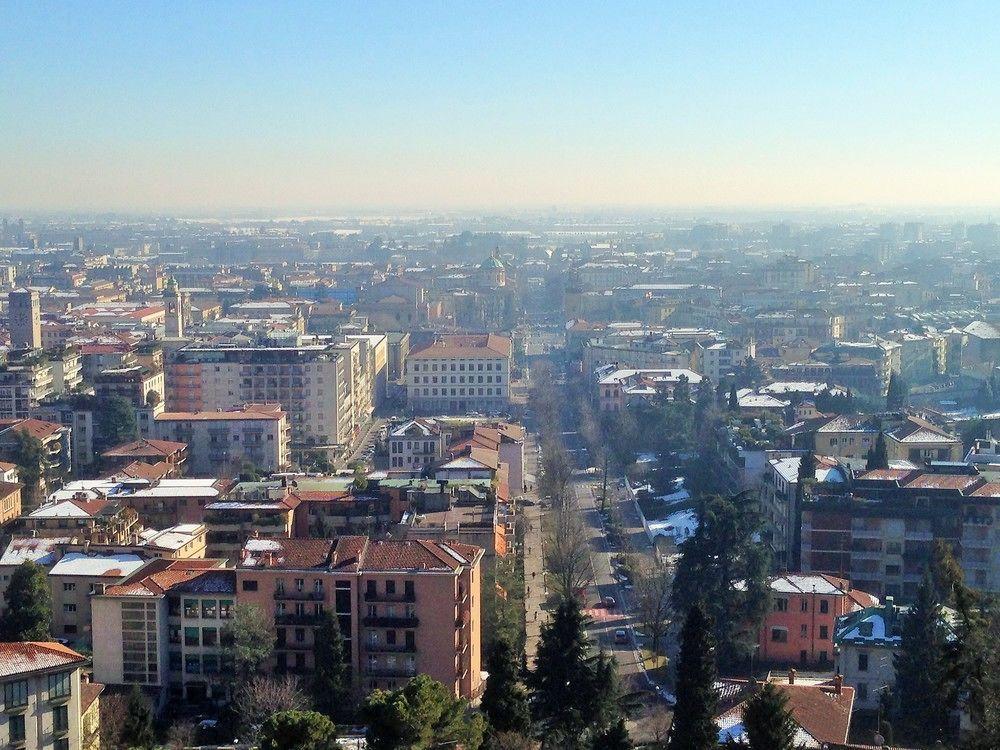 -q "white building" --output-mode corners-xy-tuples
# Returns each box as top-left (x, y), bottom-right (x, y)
(405, 334), (512, 415)
(389, 418), (445, 470)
